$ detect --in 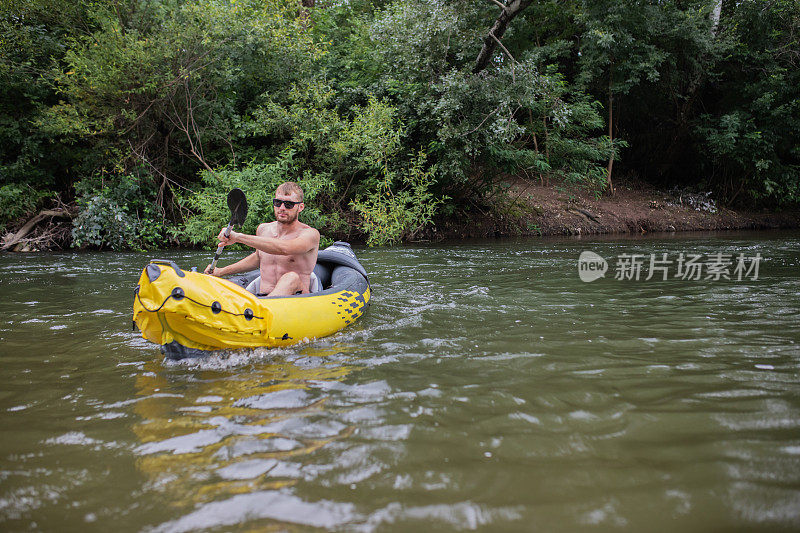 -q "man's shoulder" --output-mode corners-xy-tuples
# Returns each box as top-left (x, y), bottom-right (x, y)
(297, 223), (320, 237)
(302, 228), (320, 250)
(256, 222), (276, 235)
